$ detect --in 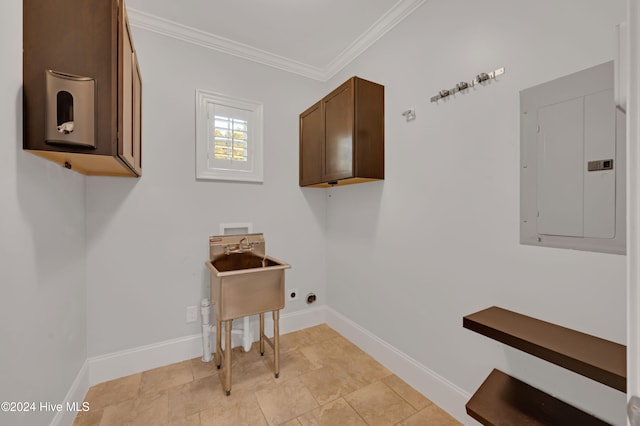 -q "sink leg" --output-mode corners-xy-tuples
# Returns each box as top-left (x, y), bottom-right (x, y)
(223, 319), (232, 395)
(274, 310), (280, 379)
(214, 313), (221, 369)
(259, 313), (265, 356)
